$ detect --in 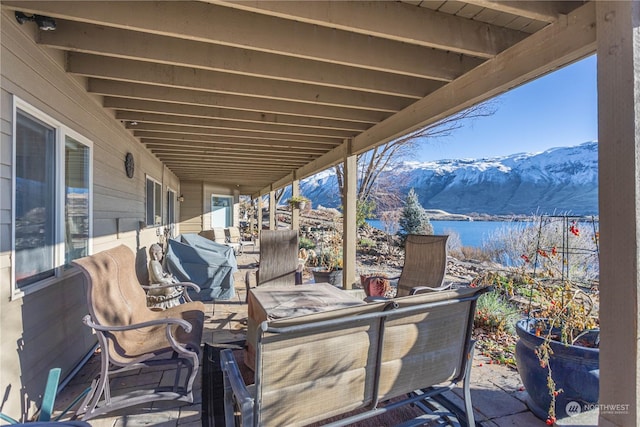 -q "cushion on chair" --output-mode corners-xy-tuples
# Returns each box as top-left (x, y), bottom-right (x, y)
(73, 245), (205, 365)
